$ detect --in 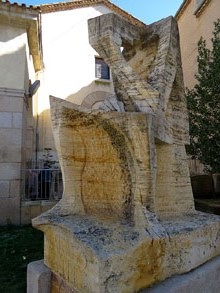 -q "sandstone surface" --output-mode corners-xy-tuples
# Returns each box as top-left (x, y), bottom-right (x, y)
(33, 13), (220, 292)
